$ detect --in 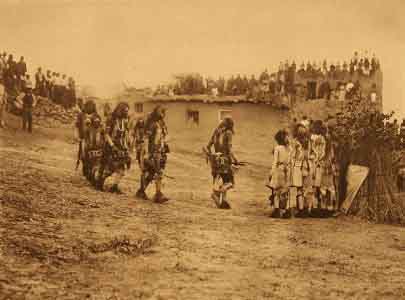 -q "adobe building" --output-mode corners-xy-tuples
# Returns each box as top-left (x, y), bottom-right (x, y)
(120, 92), (288, 157)
(119, 60), (383, 153)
